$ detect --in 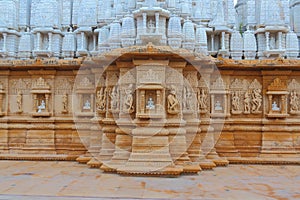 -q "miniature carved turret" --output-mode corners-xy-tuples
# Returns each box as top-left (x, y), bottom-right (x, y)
(182, 18), (195, 51)
(286, 30), (300, 59)
(243, 28), (257, 60)
(62, 28), (76, 59)
(167, 15), (182, 49)
(18, 29), (33, 59)
(121, 14), (136, 47)
(109, 20), (122, 49)
(230, 28), (243, 60)
(195, 25), (208, 55)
